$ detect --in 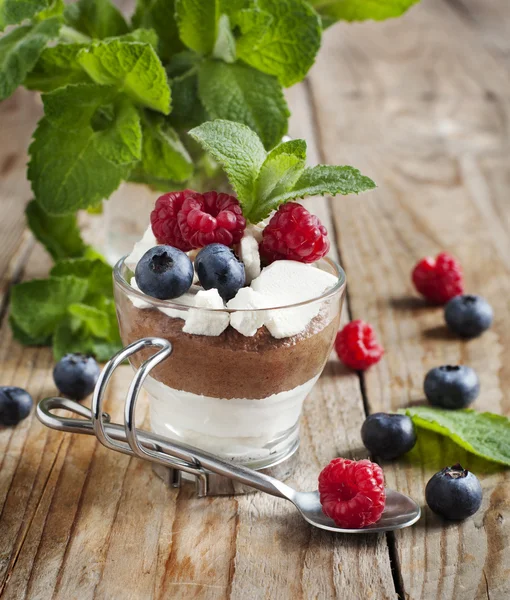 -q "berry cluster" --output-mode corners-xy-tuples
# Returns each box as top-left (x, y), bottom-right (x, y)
(151, 190), (246, 251)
